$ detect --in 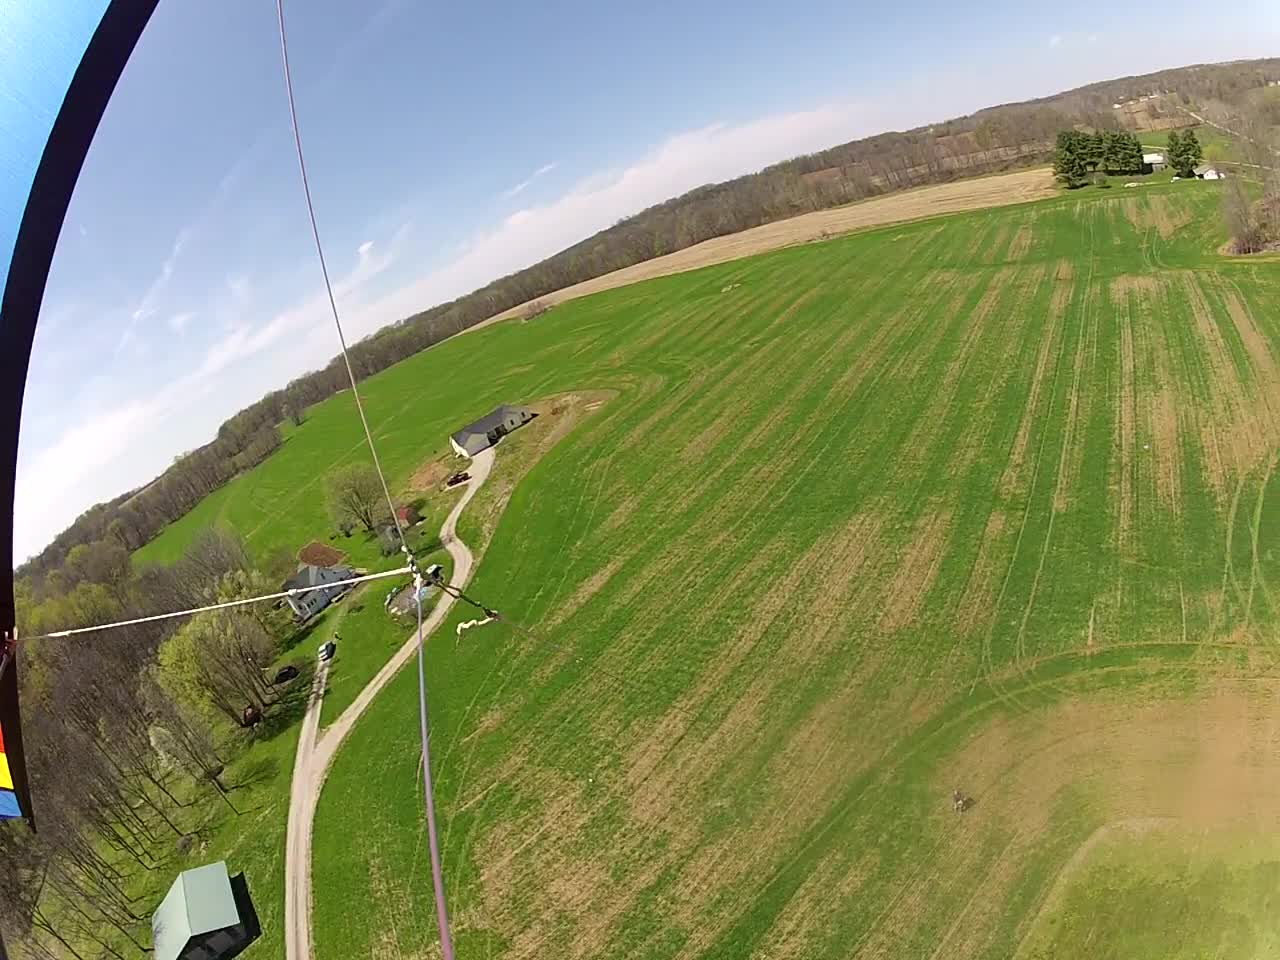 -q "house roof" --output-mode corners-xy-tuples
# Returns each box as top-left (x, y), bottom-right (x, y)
(1142, 152), (1164, 163)
(451, 404), (529, 443)
(1194, 163), (1217, 175)
(282, 563), (352, 592)
(153, 862), (240, 960)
